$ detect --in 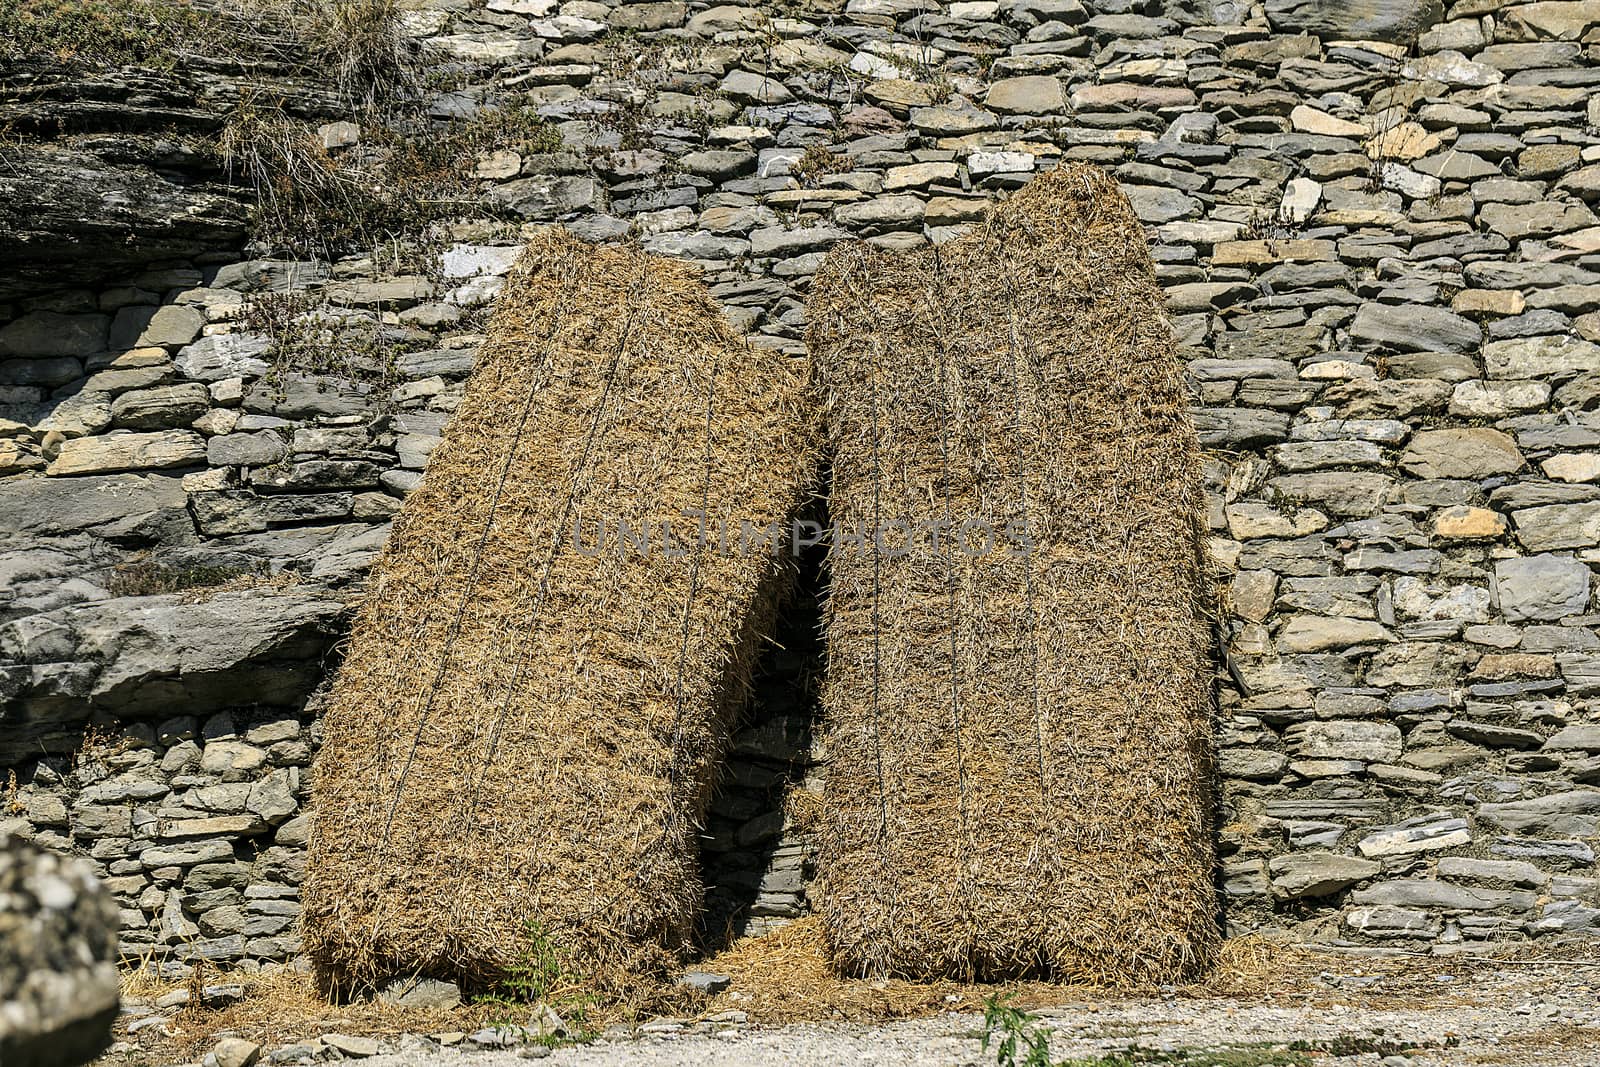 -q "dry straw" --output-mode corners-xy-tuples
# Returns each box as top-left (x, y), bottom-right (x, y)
(303, 230), (817, 993)
(805, 164), (1218, 983)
